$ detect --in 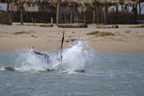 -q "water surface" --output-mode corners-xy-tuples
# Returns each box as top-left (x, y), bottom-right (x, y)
(0, 41), (144, 96)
